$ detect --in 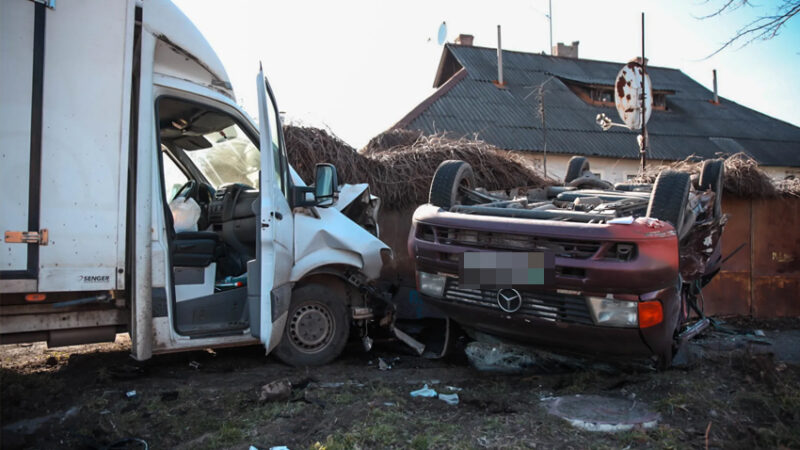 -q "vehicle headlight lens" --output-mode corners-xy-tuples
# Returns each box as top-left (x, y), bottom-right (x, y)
(418, 271), (447, 298)
(587, 295), (638, 327)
